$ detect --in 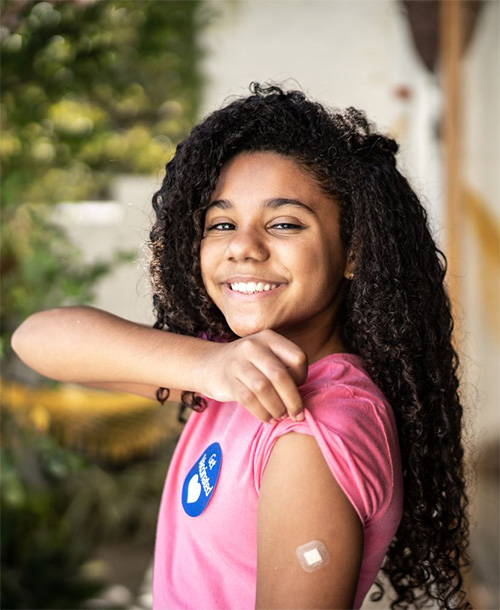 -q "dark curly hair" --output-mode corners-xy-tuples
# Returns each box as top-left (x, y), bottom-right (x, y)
(149, 83), (470, 609)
